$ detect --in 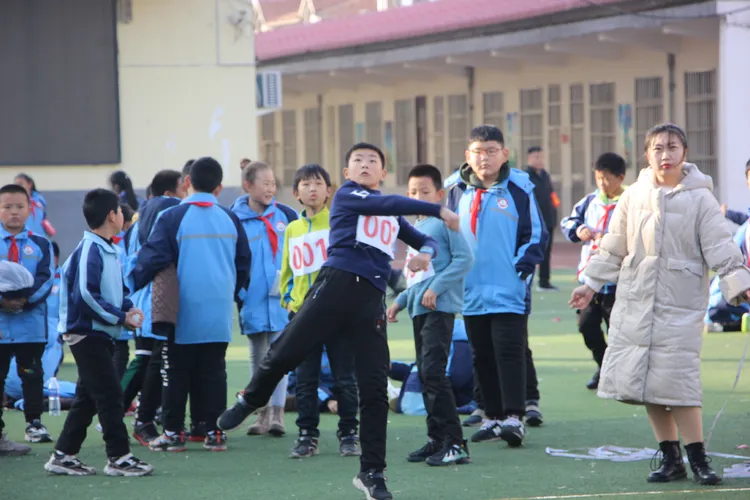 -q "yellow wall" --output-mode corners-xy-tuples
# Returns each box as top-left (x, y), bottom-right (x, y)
(260, 38), (719, 212)
(3, 0), (257, 191)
